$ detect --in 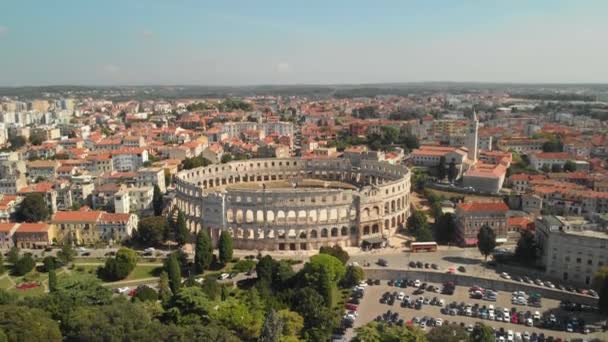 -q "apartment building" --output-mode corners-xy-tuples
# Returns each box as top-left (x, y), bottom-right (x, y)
(455, 201), (509, 246)
(535, 215), (608, 286)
